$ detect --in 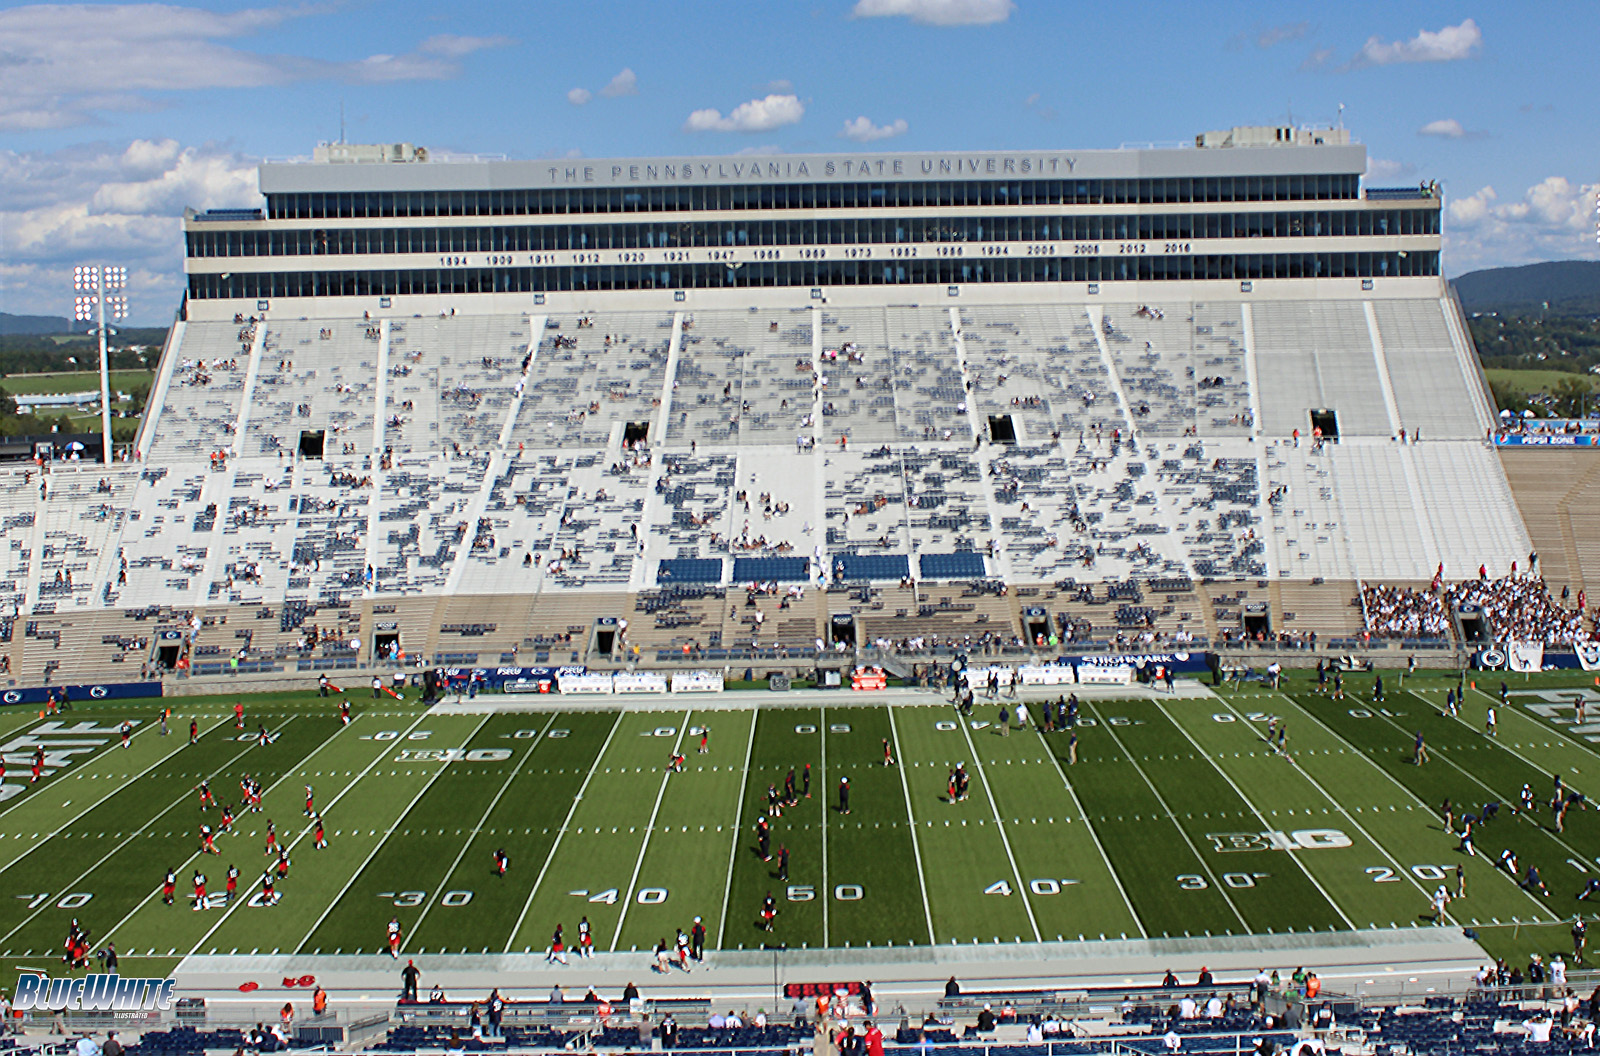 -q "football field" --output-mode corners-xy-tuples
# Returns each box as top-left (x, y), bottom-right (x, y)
(4, 671), (1600, 982)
